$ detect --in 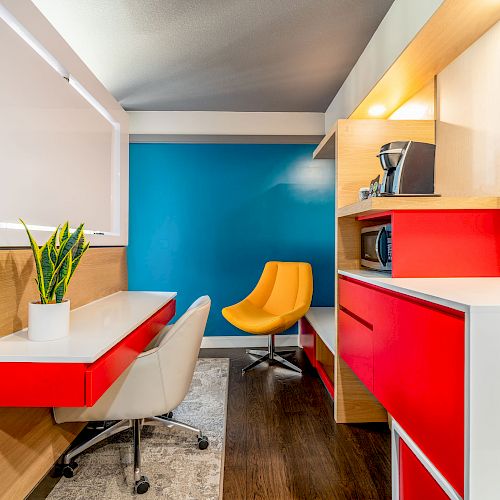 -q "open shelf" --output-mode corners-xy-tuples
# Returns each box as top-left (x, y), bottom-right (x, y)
(337, 196), (500, 218)
(313, 125), (336, 159)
